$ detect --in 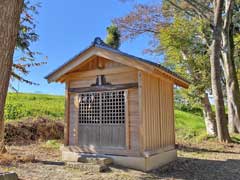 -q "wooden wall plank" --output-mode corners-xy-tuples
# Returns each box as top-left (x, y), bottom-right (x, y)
(67, 66), (140, 156)
(66, 66), (135, 80)
(140, 72), (175, 152)
(69, 71), (138, 88)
